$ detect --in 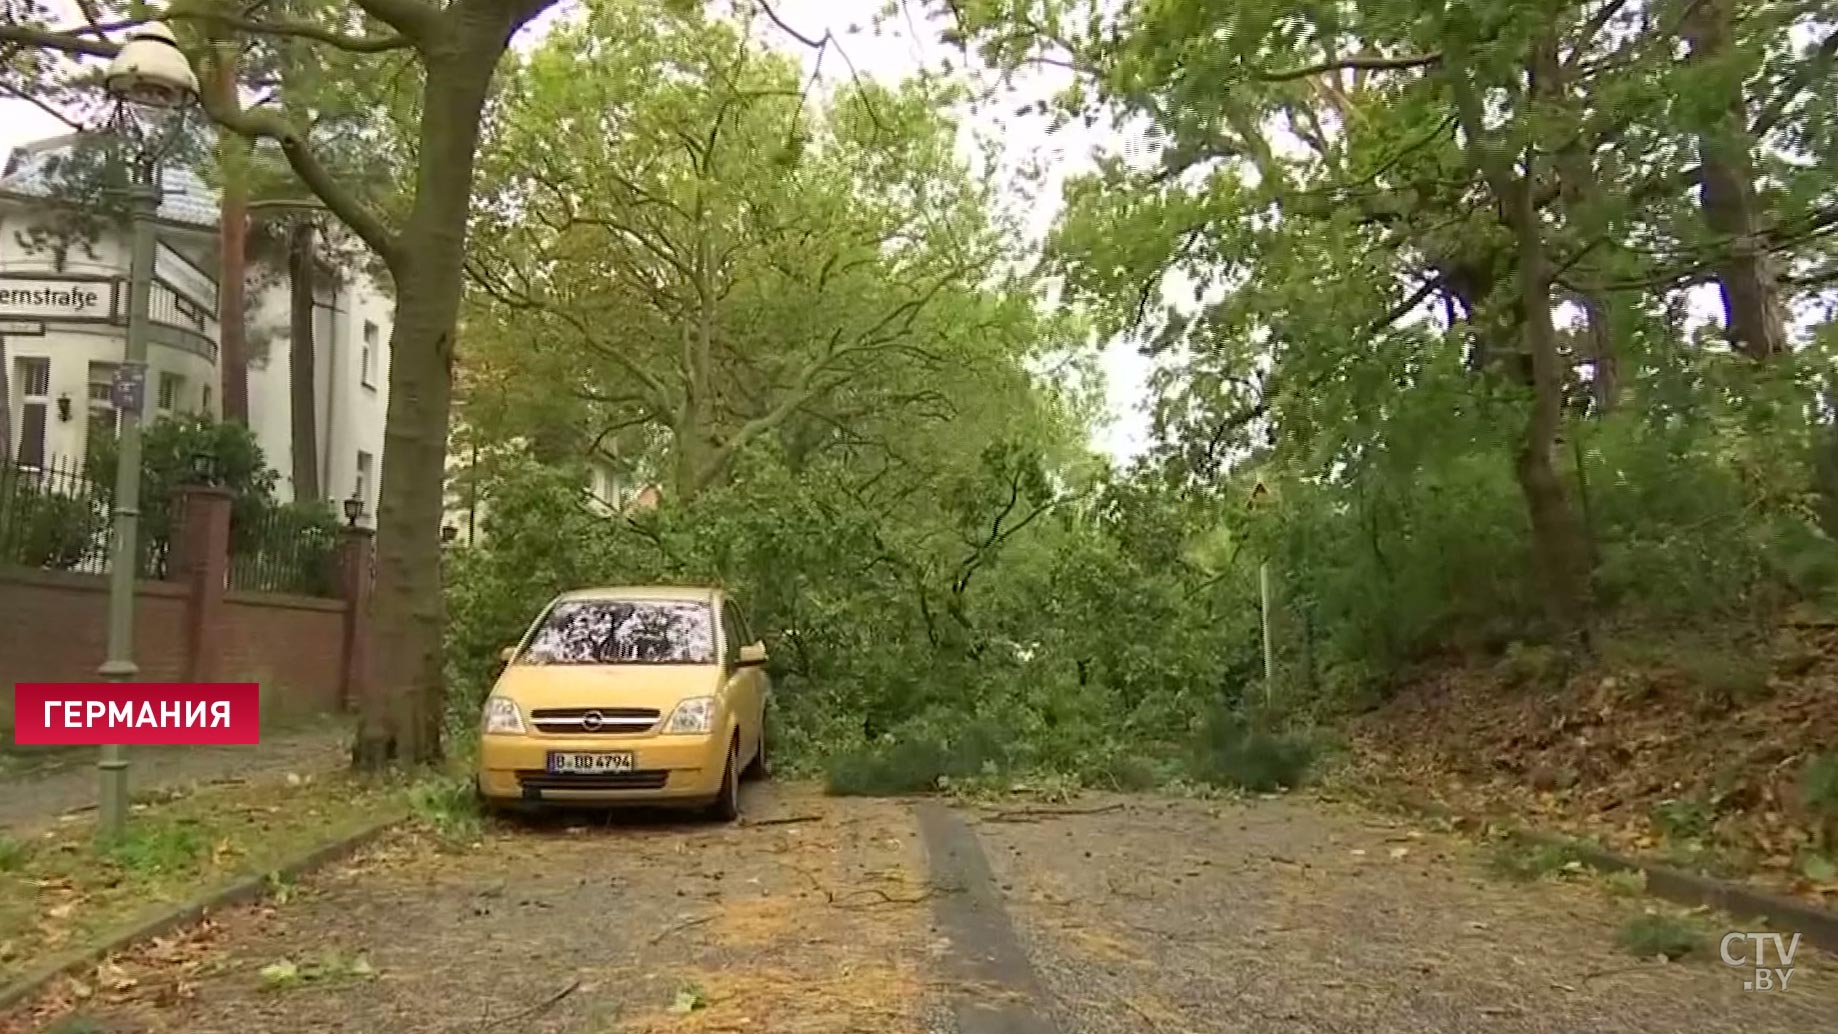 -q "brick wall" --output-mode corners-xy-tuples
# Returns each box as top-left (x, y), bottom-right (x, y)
(219, 592), (348, 720)
(0, 485), (373, 731)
